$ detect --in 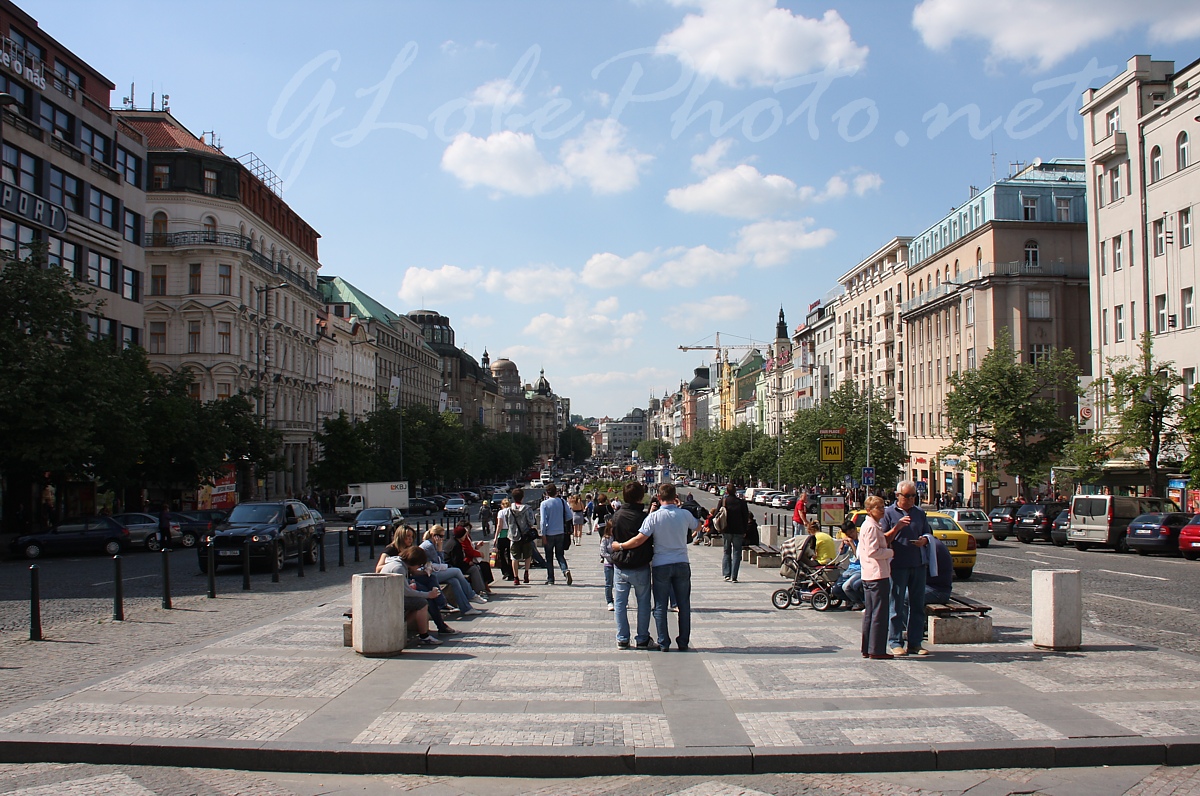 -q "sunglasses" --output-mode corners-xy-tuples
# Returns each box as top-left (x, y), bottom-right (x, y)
(899, 492), (917, 499)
